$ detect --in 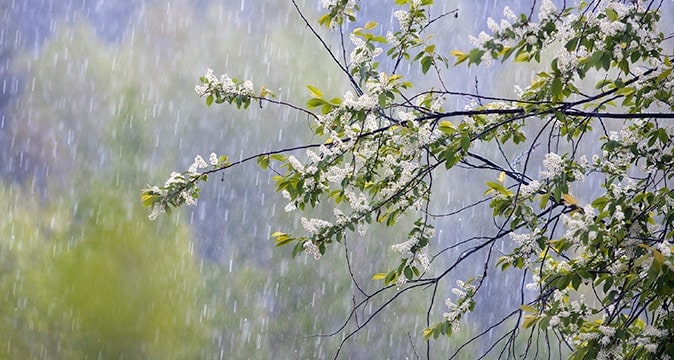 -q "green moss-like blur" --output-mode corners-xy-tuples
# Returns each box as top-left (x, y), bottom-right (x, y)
(0, 184), (213, 359)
